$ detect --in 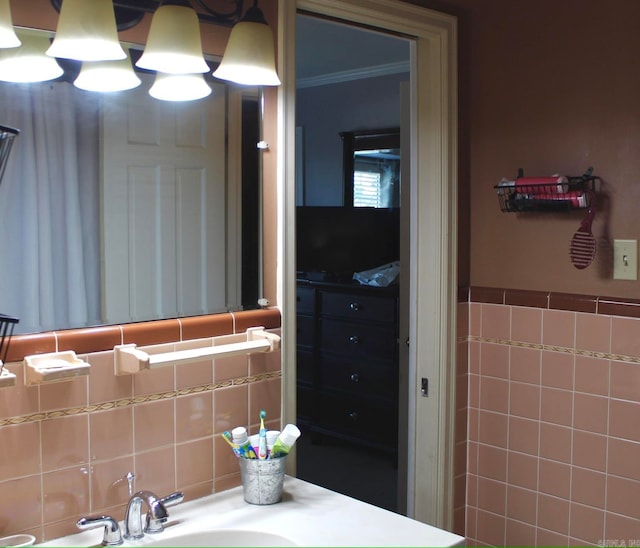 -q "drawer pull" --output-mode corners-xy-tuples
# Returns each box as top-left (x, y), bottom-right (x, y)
(348, 335), (360, 344)
(349, 302), (361, 311)
(350, 373), (360, 383)
(348, 411), (358, 421)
